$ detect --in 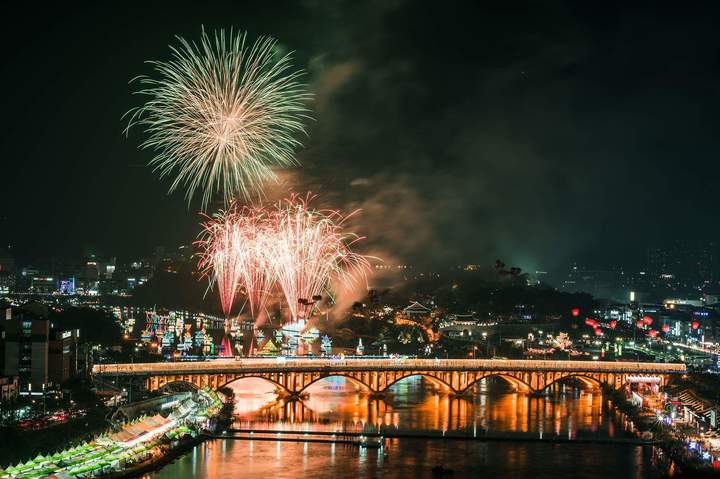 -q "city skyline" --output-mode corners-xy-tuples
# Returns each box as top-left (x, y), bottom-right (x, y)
(3, 1), (720, 271)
